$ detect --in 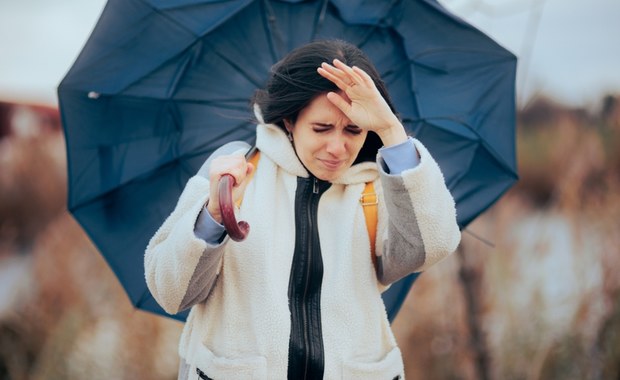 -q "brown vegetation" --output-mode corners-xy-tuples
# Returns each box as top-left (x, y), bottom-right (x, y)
(394, 94), (620, 379)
